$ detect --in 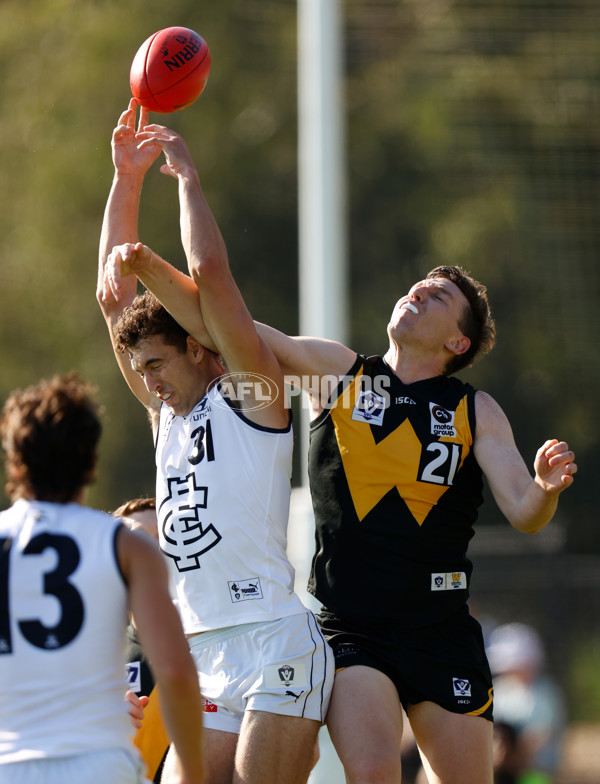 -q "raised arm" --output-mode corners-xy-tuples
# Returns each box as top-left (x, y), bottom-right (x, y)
(103, 244), (358, 417)
(130, 125), (291, 428)
(97, 100), (162, 413)
(473, 390), (577, 533)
